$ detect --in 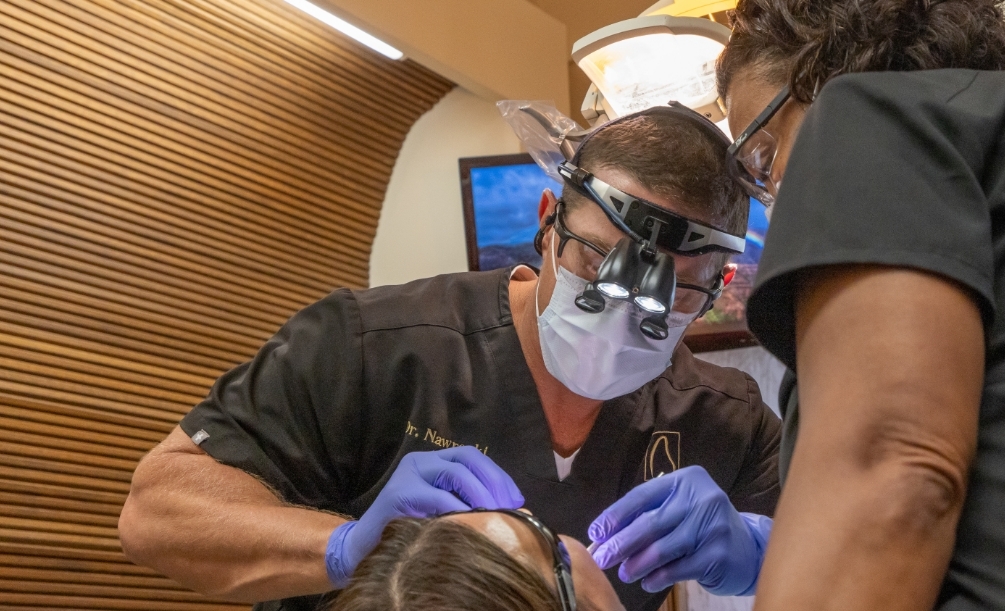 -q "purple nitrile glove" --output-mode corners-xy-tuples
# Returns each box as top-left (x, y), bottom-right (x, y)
(325, 447), (524, 588)
(588, 466), (772, 596)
